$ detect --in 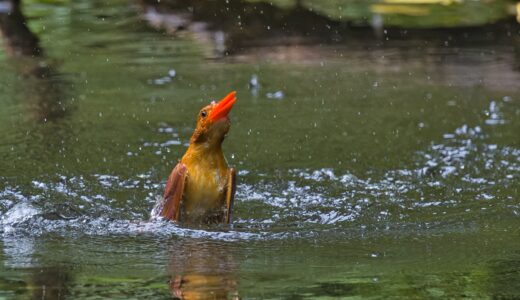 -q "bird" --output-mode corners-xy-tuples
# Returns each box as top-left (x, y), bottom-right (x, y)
(153, 91), (237, 224)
